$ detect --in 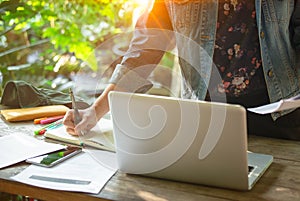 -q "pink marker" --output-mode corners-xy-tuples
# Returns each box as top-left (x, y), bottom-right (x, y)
(40, 115), (64, 124)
